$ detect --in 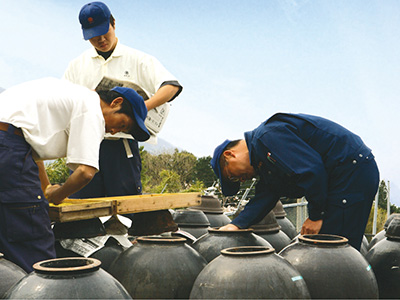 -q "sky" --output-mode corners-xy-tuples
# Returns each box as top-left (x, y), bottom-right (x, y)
(2, 0), (400, 204)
